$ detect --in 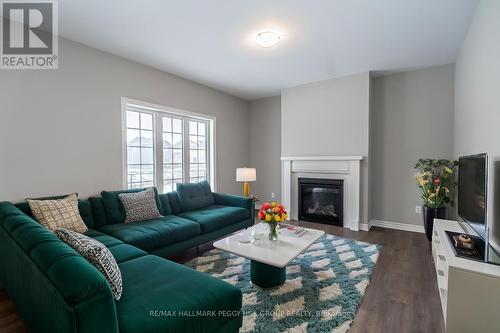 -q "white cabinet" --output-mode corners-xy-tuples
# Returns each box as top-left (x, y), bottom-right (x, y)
(432, 219), (500, 333)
